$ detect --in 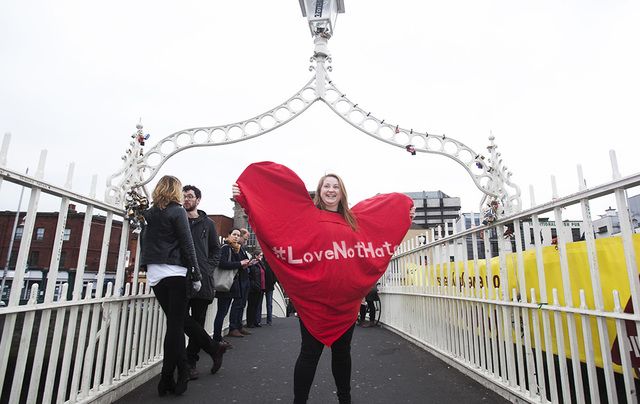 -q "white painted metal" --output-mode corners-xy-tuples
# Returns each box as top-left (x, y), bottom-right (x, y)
(0, 150), (46, 395)
(9, 284), (38, 404)
(612, 290), (637, 404)
(576, 164), (618, 403)
(550, 176), (585, 404)
(42, 283), (69, 403)
(383, 155), (640, 403)
(579, 290), (600, 404)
